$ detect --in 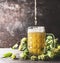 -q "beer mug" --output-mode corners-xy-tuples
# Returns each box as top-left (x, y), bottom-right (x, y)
(27, 26), (46, 55)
